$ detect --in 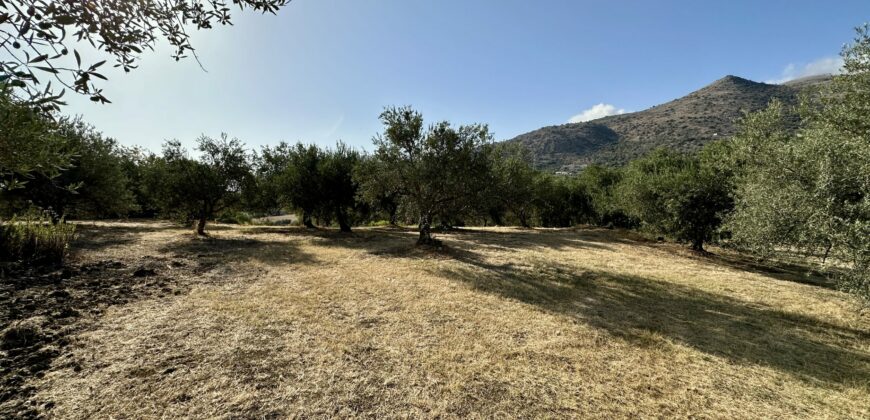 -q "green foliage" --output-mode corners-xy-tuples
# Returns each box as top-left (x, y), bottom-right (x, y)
(0, 0), (289, 108)
(724, 25), (870, 299)
(354, 154), (401, 225)
(118, 146), (160, 218)
(0, 209), (76, 265)
(574, 164), (633, 227)
(0, 92), (71, 191)
(531, 173), (594, 228)
(2, 117), (135, 220)
(258, 142), (322, 228)
(257, 141), (362, 231)
(486, 143), (538, 227)
(358, 106), (493, 245)
(216, 210), (254, 225)
(145, 134), (253, 235)
(318, 142), (361, 232)
(618, 148), (732, 250)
